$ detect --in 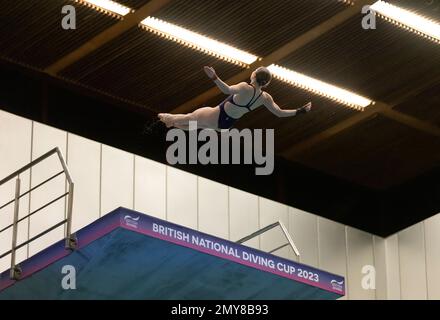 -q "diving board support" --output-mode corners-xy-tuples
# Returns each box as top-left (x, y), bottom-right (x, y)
(236, 221), (300, 257)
